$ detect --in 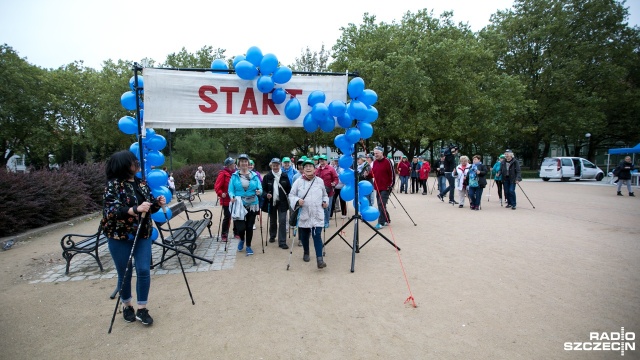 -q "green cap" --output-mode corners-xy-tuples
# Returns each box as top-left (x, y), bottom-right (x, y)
(319, 155), (327, 160)
(302, 159), (315, 166)
(313, 155), (319, 160)
(249, 160), (255, 165)
(282, 157), (291, 163)
(387, 154), (392, 158)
